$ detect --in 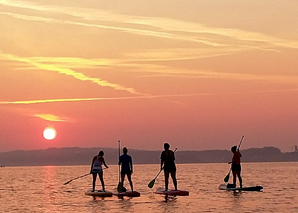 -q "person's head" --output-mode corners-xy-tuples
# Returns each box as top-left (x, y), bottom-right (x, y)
(123, 147), (128, 154)
(98, 150), (104, 156)
(164, 143), (170, 150)
(231, 146), (237, 153)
